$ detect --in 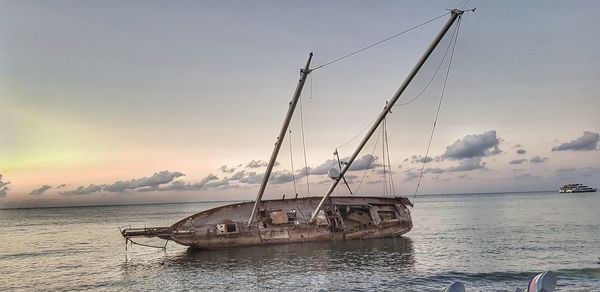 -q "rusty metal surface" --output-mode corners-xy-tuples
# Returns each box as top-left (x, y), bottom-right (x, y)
(123, 196), (413, 249)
